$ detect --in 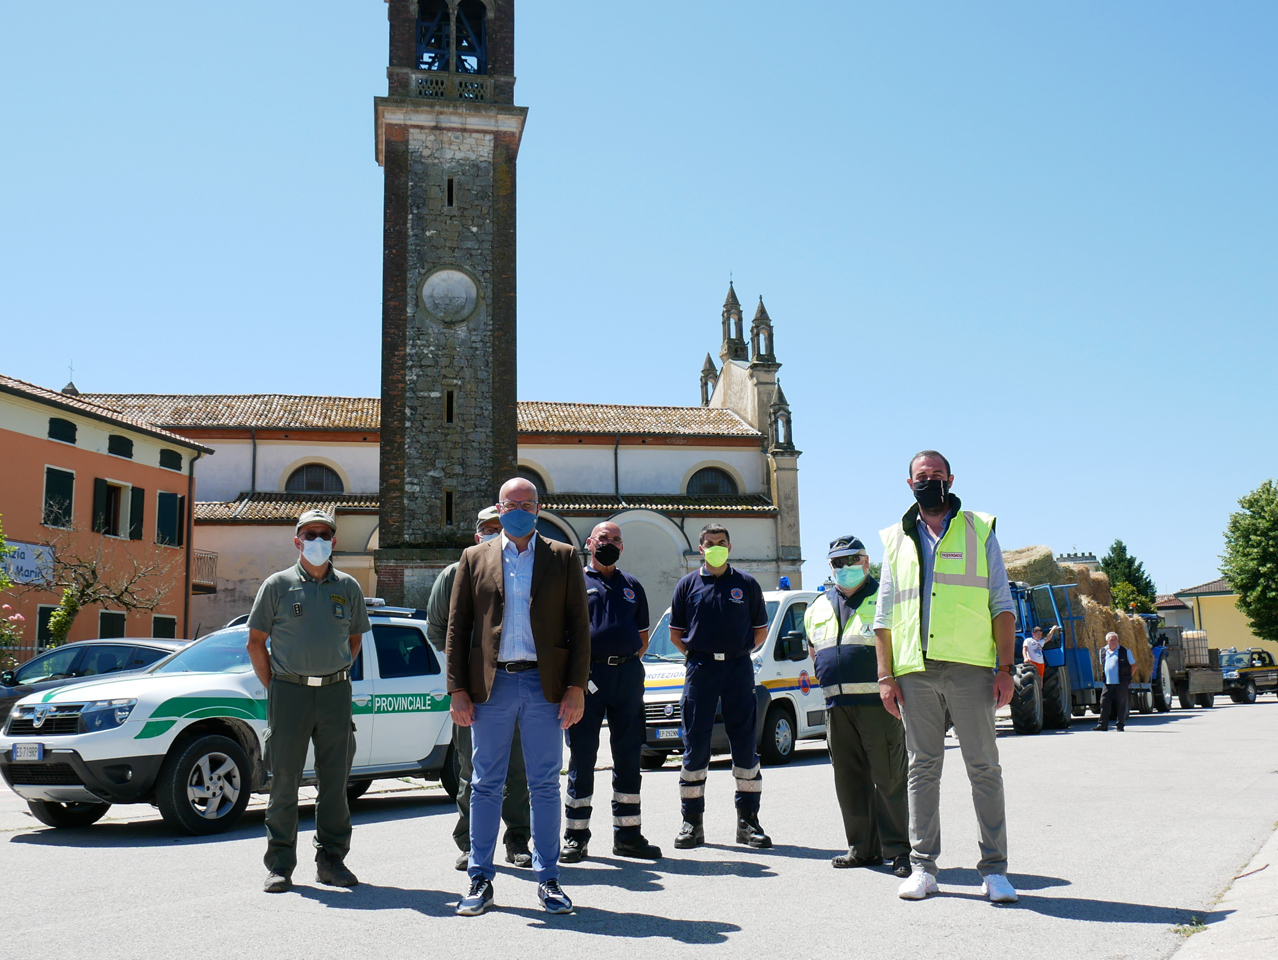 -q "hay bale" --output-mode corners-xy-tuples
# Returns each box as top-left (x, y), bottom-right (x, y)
(1063, 564), (1094, 600)
(1091, 570), (1113, 608)
(1115, 613), (1153, 682)
(1005, 546), (1077, 587)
